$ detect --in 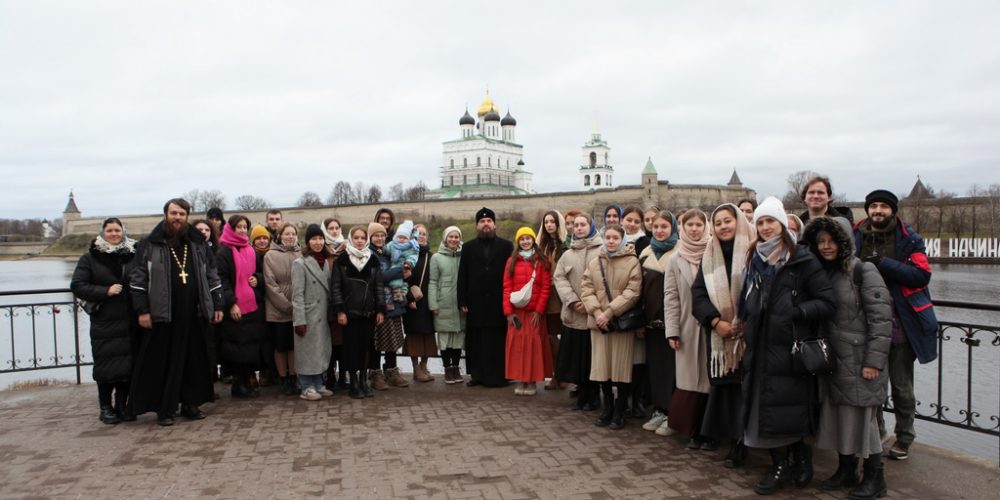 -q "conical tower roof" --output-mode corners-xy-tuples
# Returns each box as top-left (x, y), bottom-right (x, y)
(64, 191), (79, 214)
(641, 157), (657, 175)
(907, 176), (931, 199)
(728, 169), (743, 186)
